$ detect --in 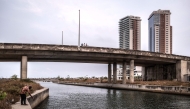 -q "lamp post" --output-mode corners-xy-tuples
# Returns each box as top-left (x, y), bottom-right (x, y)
(62, 31), (63, 45)
(78, 10), (80, 48)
